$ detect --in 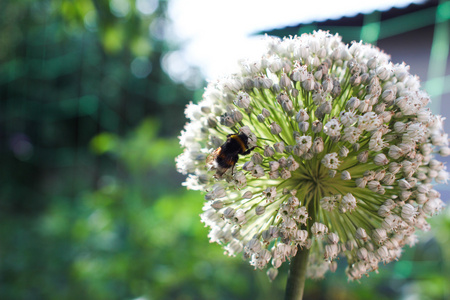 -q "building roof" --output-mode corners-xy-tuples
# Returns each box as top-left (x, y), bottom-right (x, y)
(265, 0), (439, 42)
